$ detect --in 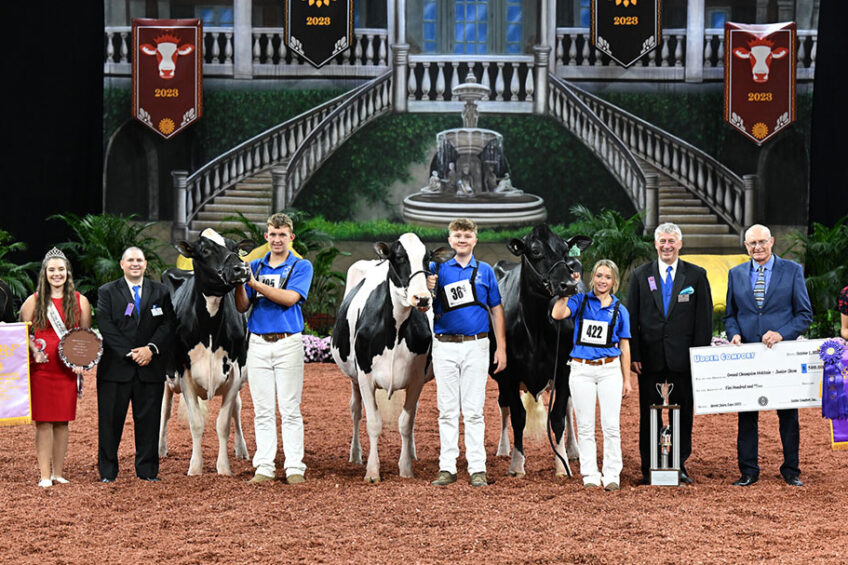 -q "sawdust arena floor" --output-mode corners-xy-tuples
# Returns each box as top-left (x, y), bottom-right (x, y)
(1, 363), (845, 564)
